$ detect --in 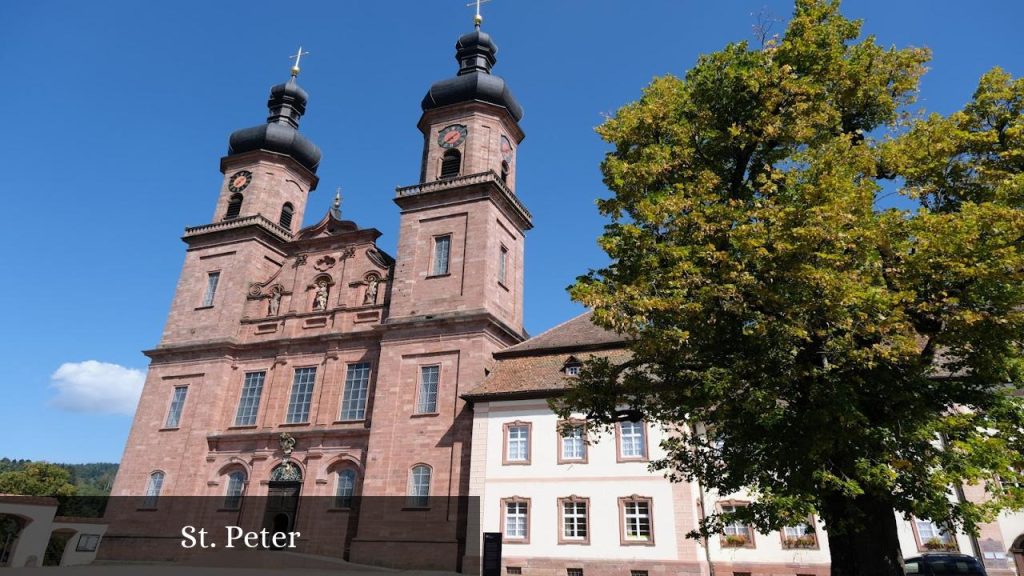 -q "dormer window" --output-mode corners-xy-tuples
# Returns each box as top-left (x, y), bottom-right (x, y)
(225, 193), (243, 220)
(563, 357), (582, 377)
(440, 149), (461, 179)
